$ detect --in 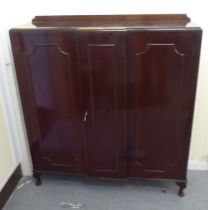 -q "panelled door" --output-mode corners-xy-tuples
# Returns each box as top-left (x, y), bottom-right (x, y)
(10, 30), (84, 173)
(79, 31), (127, 178)
(127, 30), (201, 180)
